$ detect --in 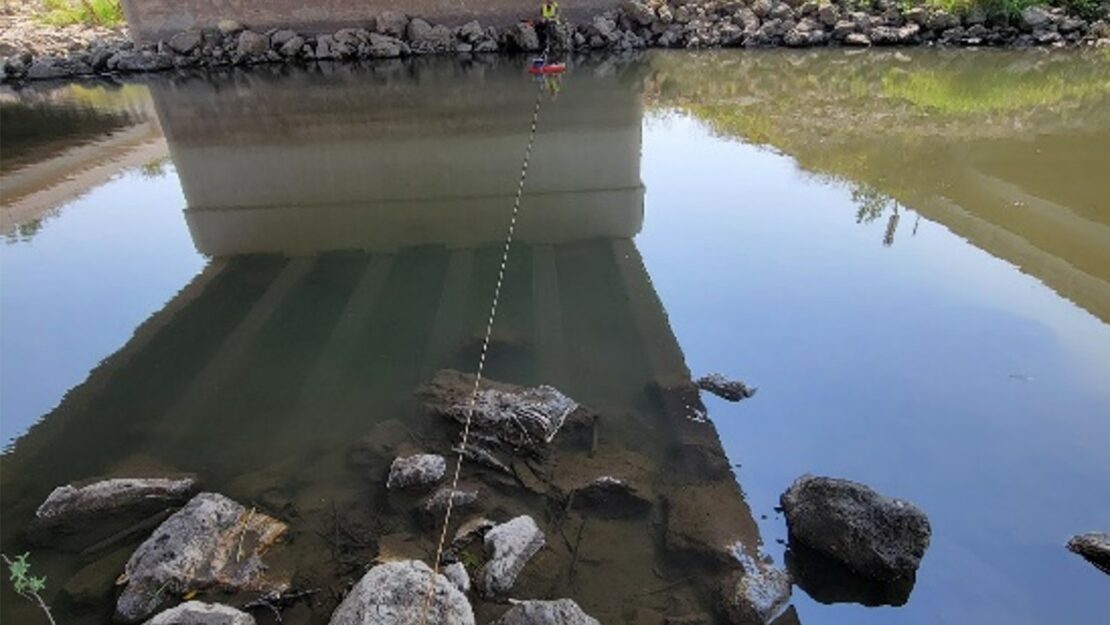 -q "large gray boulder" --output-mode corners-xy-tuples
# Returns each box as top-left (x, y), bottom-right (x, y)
(375, 10), (410, 38)
(1067, 532), (1110, 575)
(781, 475), (930, 581)
(491, 599), (599, 625)
(480, 516), (545, 596)
(622, 1), (657, 26)
(144, 601), (255, 625)
(34, 477), (196, 527)
(167, 31), (202, 55)
(115, 493), (288, 623)
(387, 454), (447, 489)
(236, 30), (270, 56)
(422, 370), (578, 451)
(1020, 6), (1057, 32)
(367, 33), (405, 58)
(327, 560), (474, 625)
(505, 23), (541, 52)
